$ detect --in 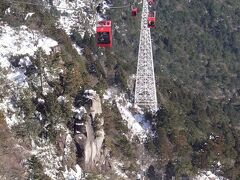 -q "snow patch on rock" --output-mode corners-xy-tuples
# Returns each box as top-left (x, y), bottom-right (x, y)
(72, 106), (86, 120)
(31, 124), (73, 180)
(53, 0), (96, 36)
(103, 89), (113, 103)
(5, 7), (11, 14)
(193, 171), (227, 180)
(103, 88), (152, 142)
(63, 164), (83, 180)
(0, 97), (24, 127)
(31, 139), (62, 179)
(25, 12), (35, 20)
(73, 43), (83, 55)
(112, 160), (128, 179)
(57, 95), (68, 103)
(7, 69), (28, 88)
(0, 23), (57, 63)
(116, 99), (147, 141)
